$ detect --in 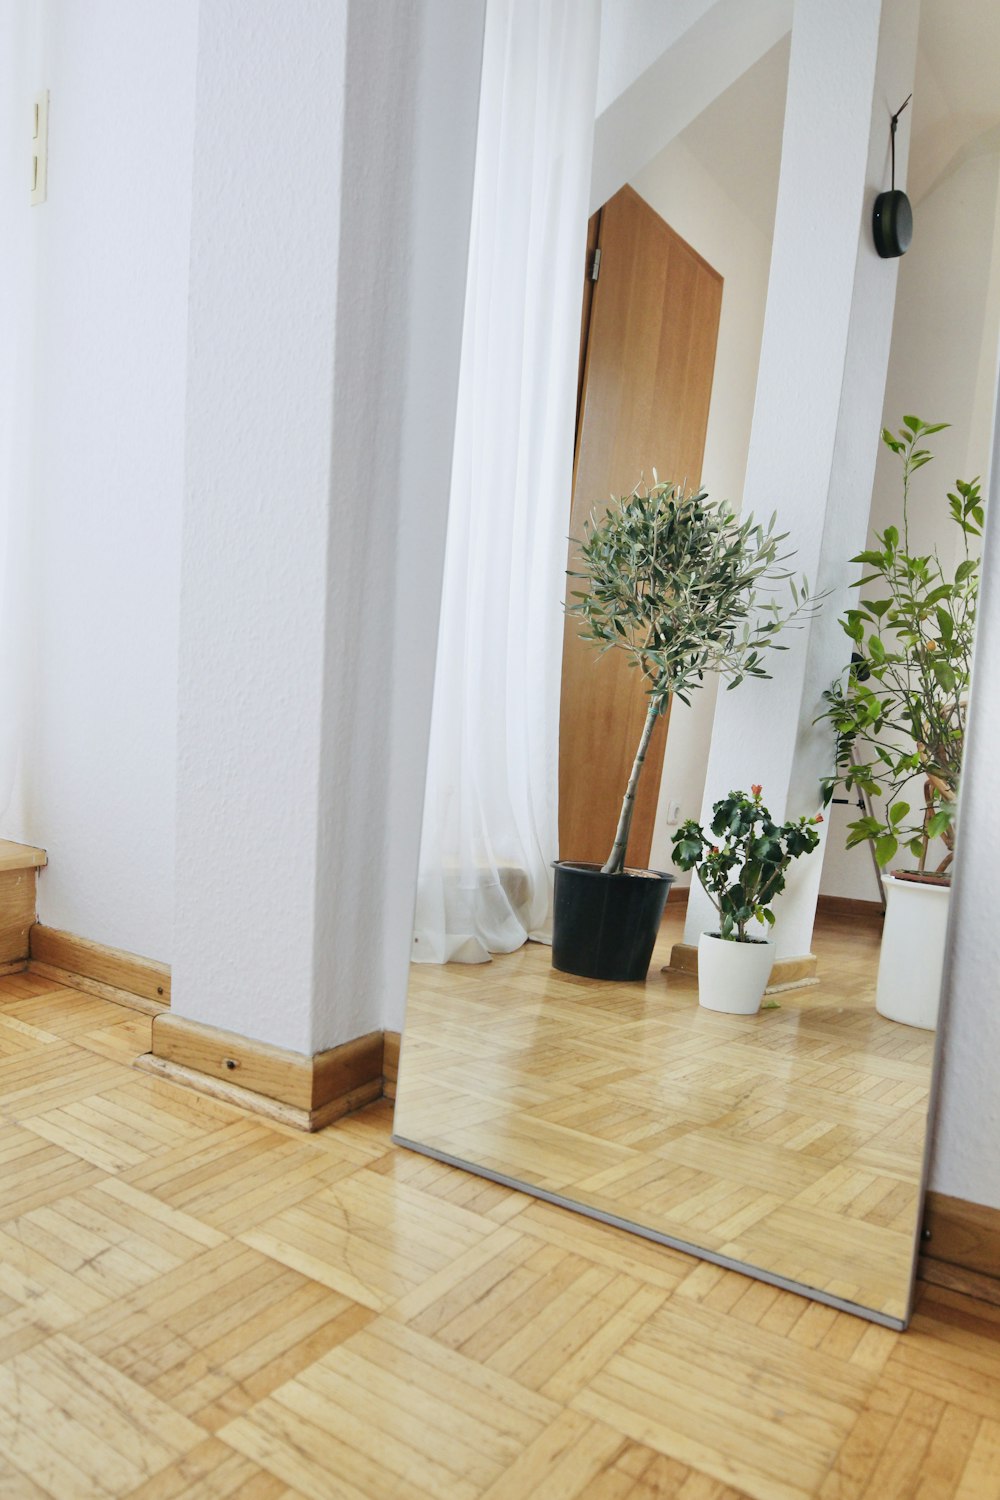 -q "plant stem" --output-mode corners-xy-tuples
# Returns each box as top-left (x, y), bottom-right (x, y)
(602, 699), (661, 875)
(918, 779), (933, 875)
